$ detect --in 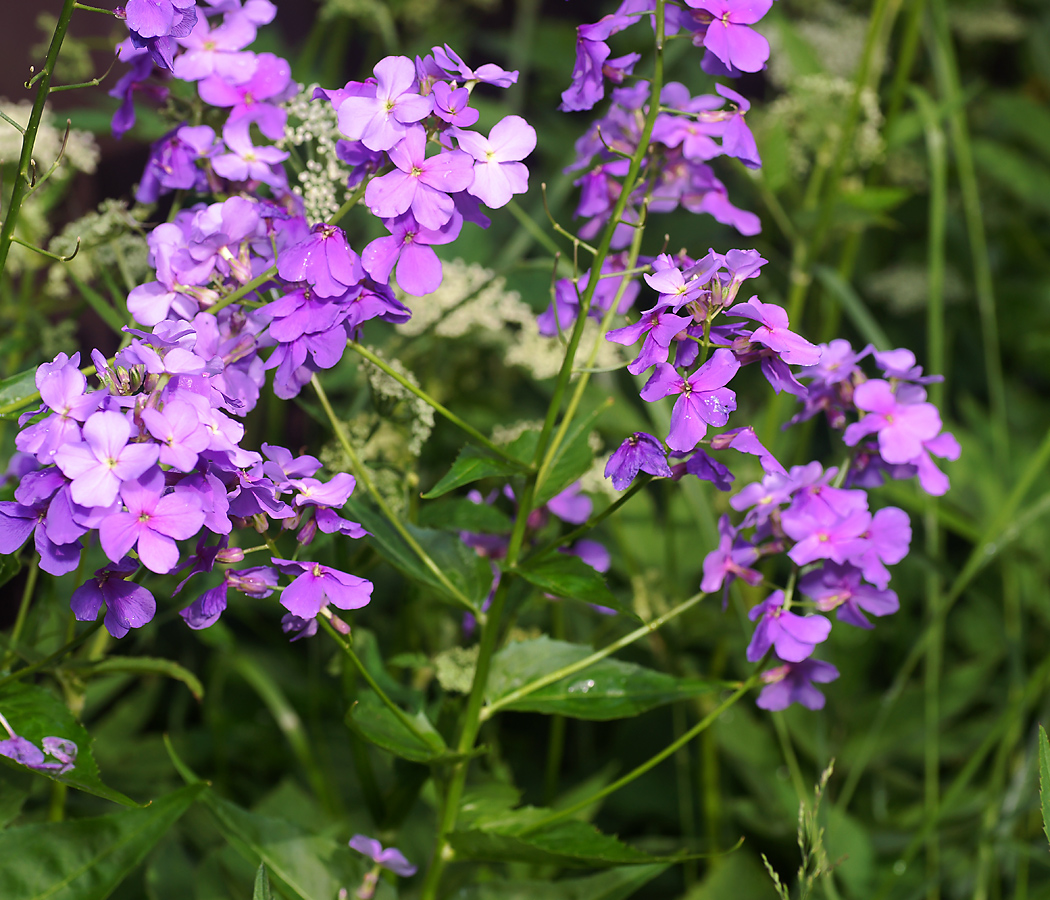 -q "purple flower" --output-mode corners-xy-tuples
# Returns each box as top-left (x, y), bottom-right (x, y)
(172, 11), (258, 83)
(431, 44), (518, 88)
(70, 557), (157, 639)
(746, 590), (831, 663)
(179, 565), (277, 629)
(454, 115), (537, 209)
(604, 432), (672, 490)
(53, 411), (159, 508)
(137, 124), (217, 204)
(0, 712), (77, 775)
(365, 126), (474, 228)
(362, 211), (460, 296)
(125, 0), (197, 39)
(727, 296), (821, 366)
(349, 834), (417, 877)
(607, 305), (693, 375)
(843, 379), (943, 465)
(431, 82), (479, 127)
(271, 559), (373, 619)
(799, 562), (899, 629)
(336, 56), (432, 152)
(640, 349), (741, 452)
(141, 399), (209, 471)
(198, 52), (292, 139)
(756, 657), (839, 711)
(99, 469), (206, 573)
(277, 224), (363, 298)
(687, 0), (772, 74)
(700, 514), (762, 595)
(212, 116), (289, 187)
